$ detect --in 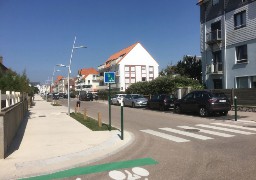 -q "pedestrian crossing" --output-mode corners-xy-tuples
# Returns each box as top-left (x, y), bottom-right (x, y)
(140, 123), (256, 143)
